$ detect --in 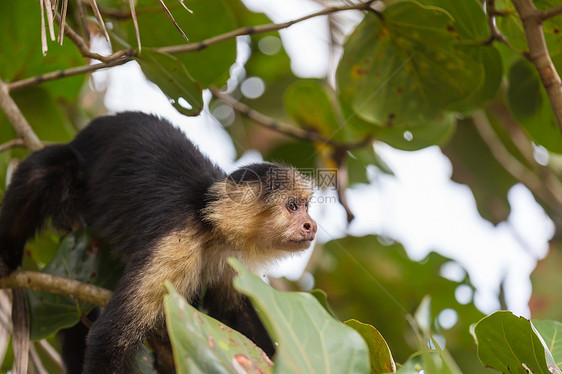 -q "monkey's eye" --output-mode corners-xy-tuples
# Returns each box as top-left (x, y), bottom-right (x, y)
(305, 202), (309, 211)
(287, 201), (298, 212)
